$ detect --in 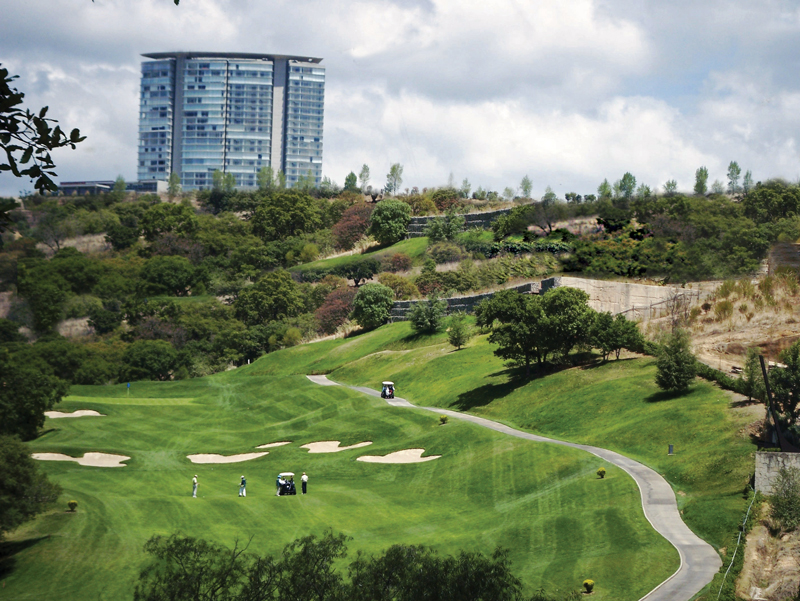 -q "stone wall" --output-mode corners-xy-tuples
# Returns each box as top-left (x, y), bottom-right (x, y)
(406, 207), (518, 237)
(755, 452), (800, 495)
